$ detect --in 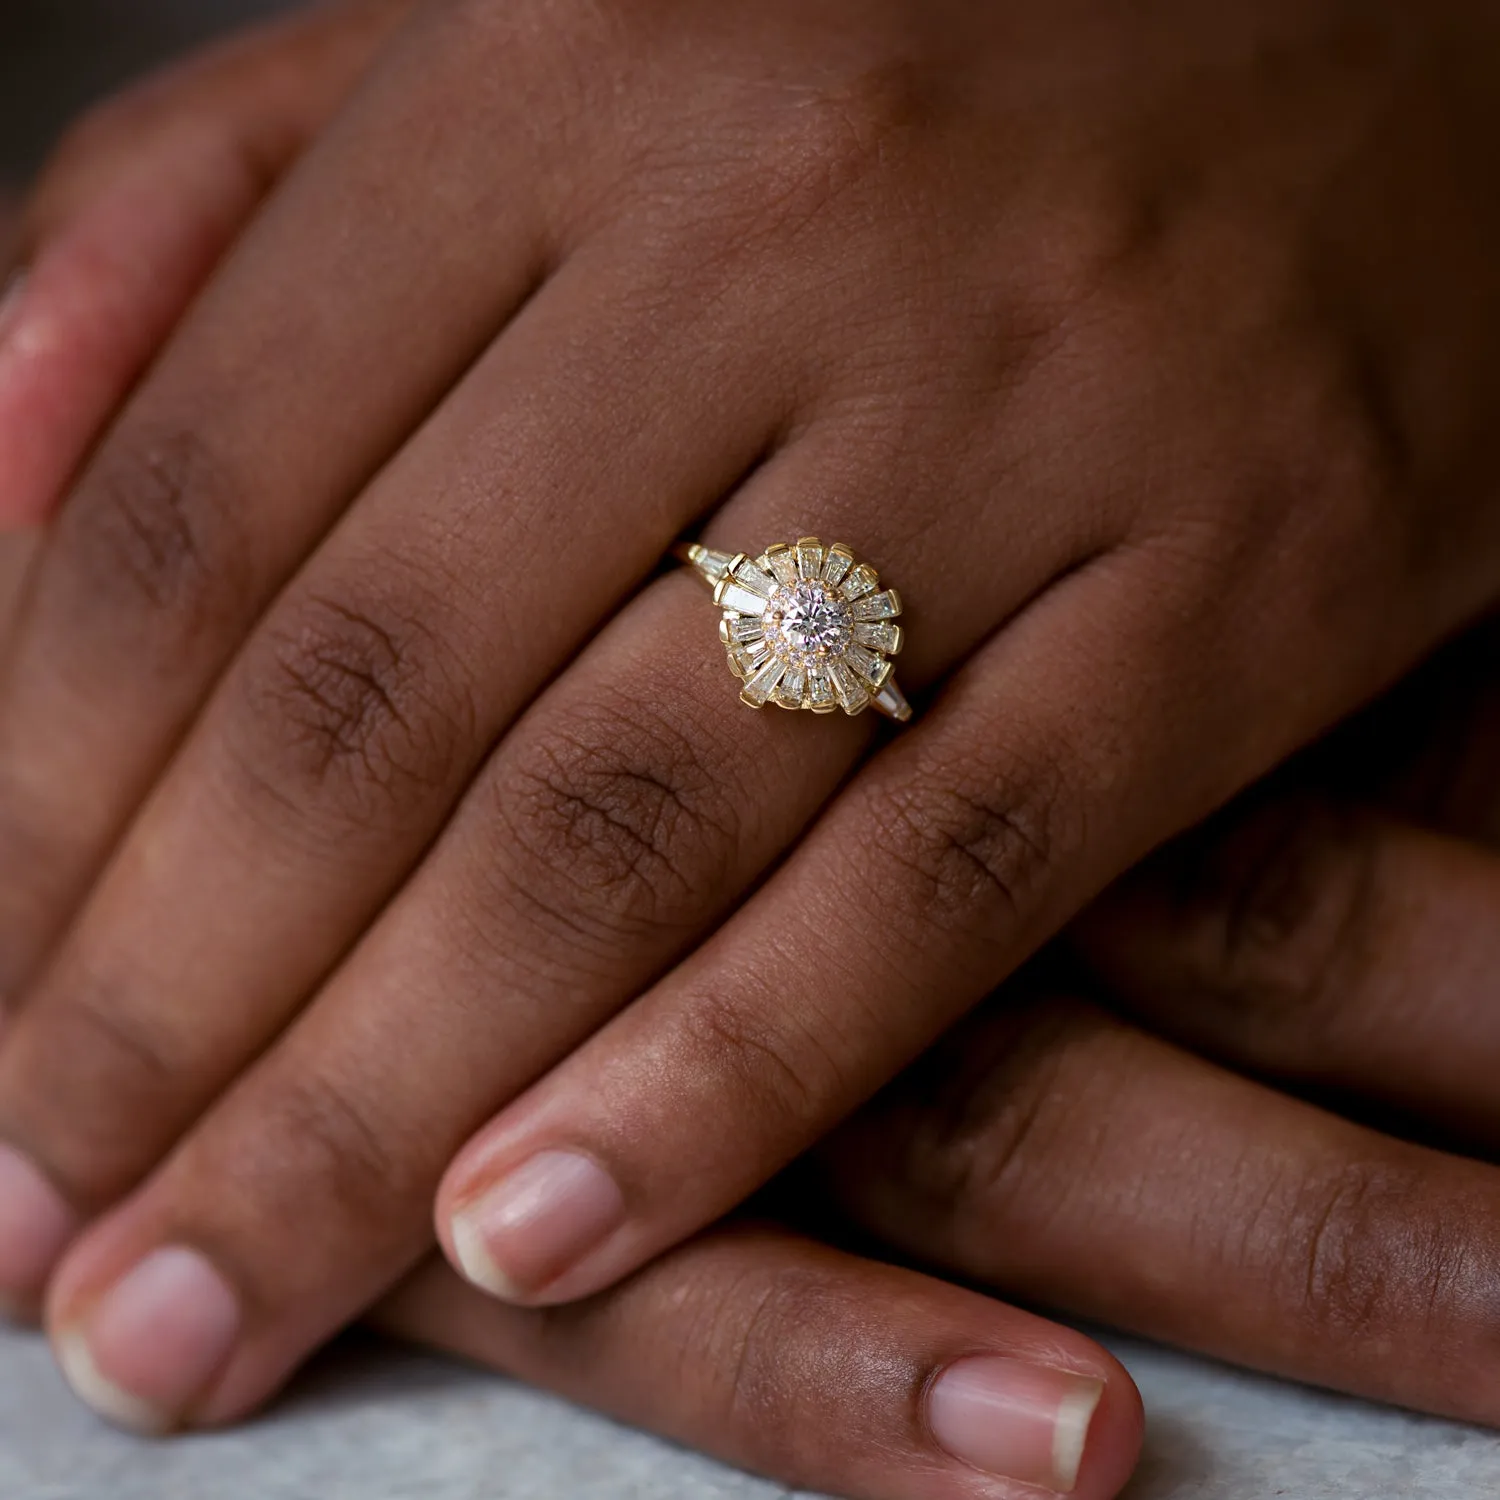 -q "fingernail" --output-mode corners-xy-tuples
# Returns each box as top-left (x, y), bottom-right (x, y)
(0, 1143), (81, 1320)
(450, 1150), (626, 1301)
(928, 1357), (1104, 1494)
(56, 1246), (240, 1433)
